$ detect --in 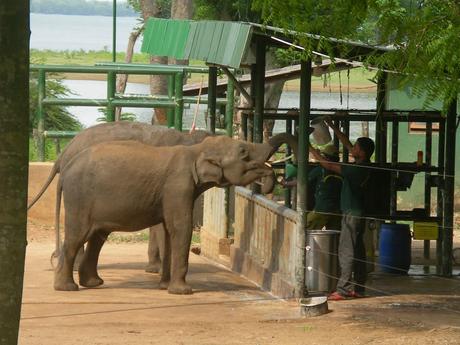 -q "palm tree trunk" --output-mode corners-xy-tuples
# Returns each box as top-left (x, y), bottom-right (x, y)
(0, 1), (29, 343)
